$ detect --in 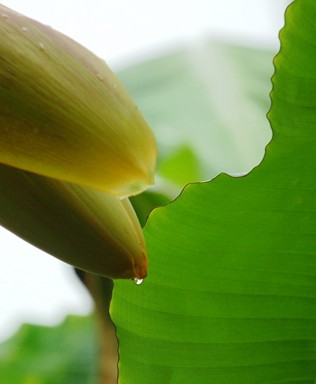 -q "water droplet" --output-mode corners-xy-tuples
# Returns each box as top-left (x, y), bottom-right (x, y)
(96, 73), (104, 81)
(132, 278), (143, 286)
(21, 27), (28, 32)
(39, 42), (45, 50)
(1, 13), (8, 19)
